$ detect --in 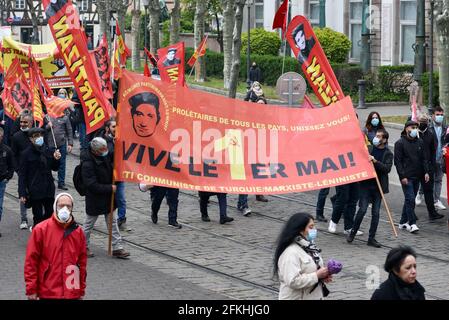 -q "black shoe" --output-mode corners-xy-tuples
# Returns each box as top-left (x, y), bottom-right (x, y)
(220, 216), (234, 224)
(58, 185), (68, 190)
(201, 215), (211, 222)
(168, 221), (182, 229)
(429, 213), (444, 221)
(367, 239), (382, 248)
(117, 218), (124, 227)
(346, 231), (355, 243)
(151, 212), (158, 224)
(256, 195), (268, 202)
(316, 215), (328, 222)
(112, 249), (130, 259)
